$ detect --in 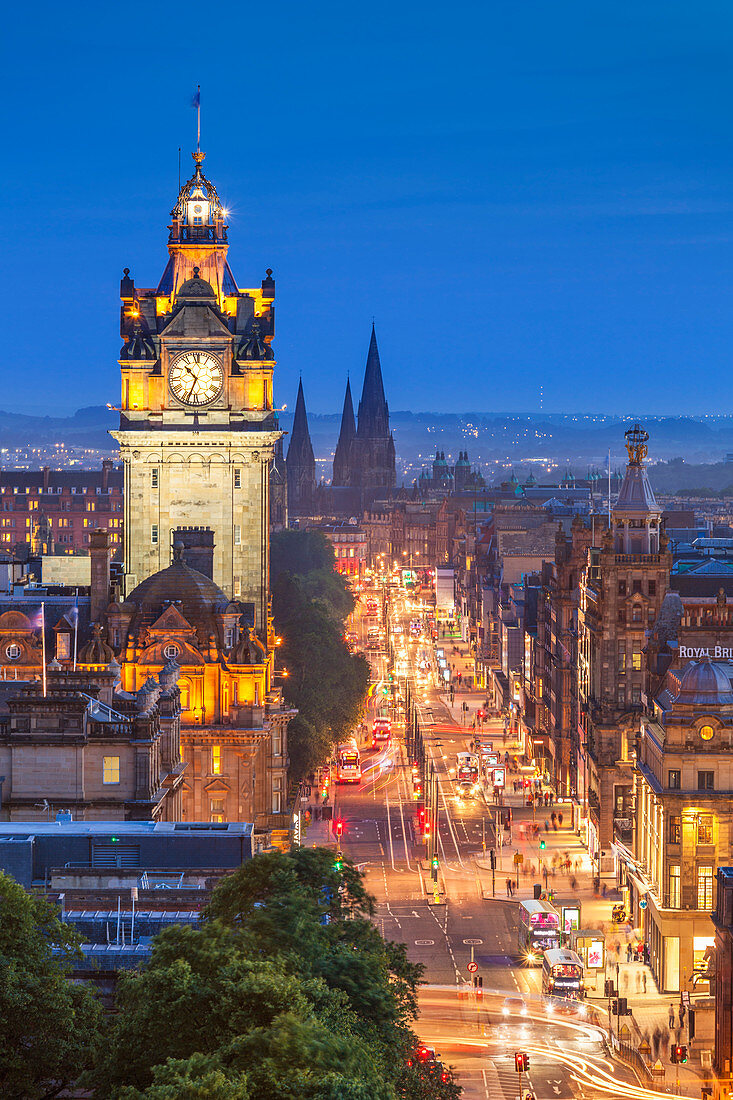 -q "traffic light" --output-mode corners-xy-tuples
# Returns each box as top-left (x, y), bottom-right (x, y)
(333, 855), (343, 872)
(514, 1052), (529, 1072)
(611, 999), (619, 1014)
(676, 1045), (687, 1064)
(489, 848), (496, 870)
(335, 820), (343, 839)
(539, 838), (546, 850)
(431, 855), (439, 882)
